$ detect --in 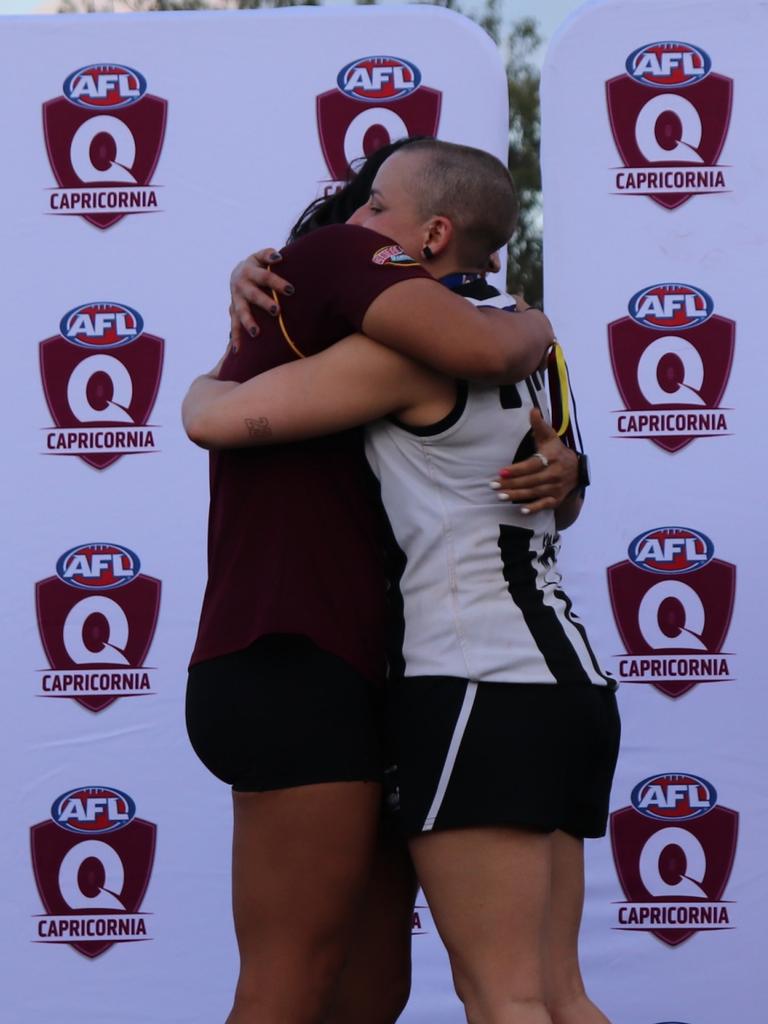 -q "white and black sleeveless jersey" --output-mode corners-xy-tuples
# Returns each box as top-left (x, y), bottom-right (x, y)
(364, 281), (613, 688)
